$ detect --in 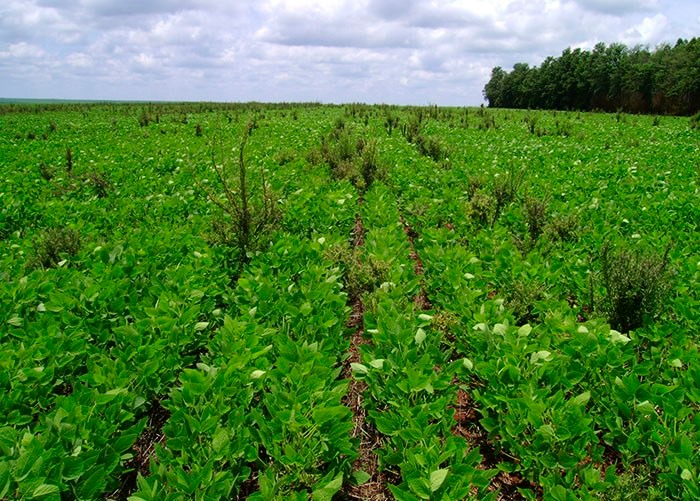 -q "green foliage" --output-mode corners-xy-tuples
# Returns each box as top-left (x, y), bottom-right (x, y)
(0, 103), (698, 500)
(483, 38), (700, 115)
(599, 243), (673, 332)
